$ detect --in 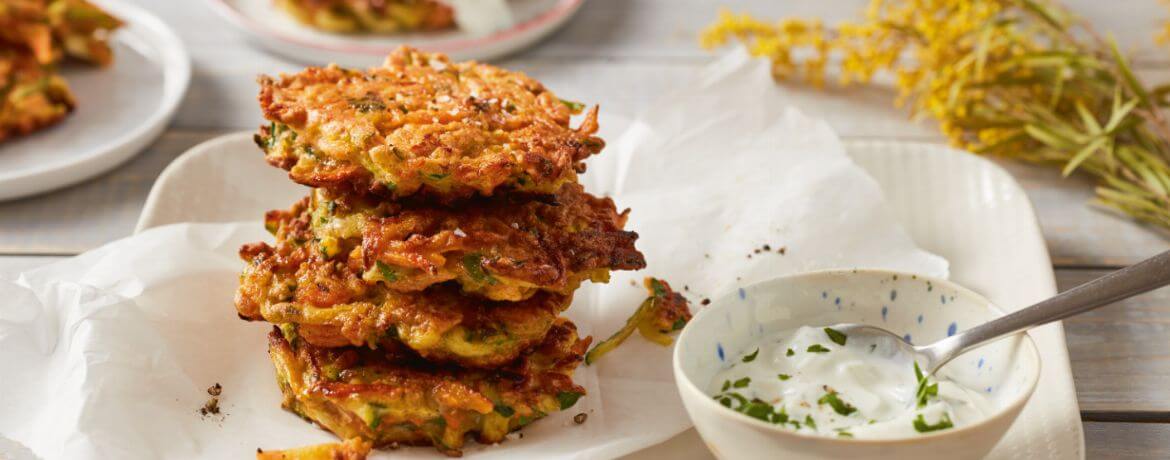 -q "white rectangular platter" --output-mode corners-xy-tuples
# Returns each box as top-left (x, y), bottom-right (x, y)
(136, 135), (1084, 460)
